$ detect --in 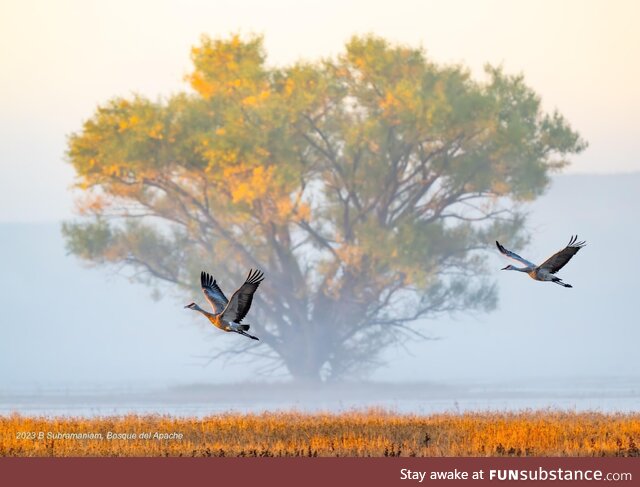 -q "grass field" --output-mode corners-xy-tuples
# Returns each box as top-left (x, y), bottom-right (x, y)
(2, 410), (640, 457)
